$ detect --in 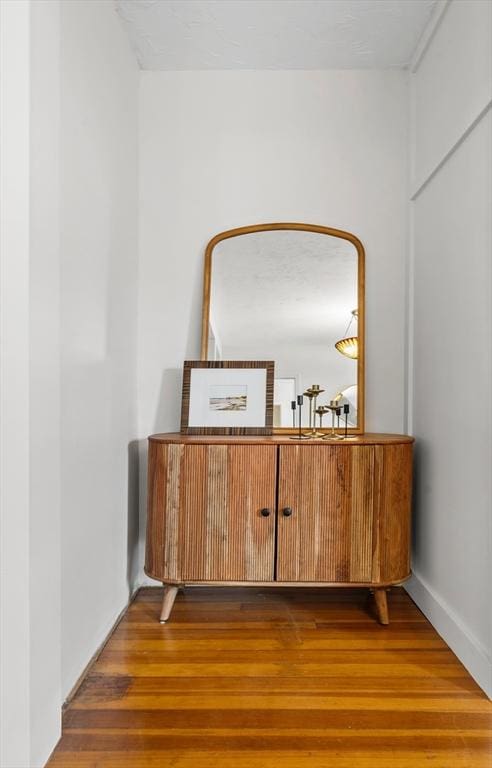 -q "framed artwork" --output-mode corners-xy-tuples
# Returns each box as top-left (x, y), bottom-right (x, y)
(180, 361), (274, 435)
